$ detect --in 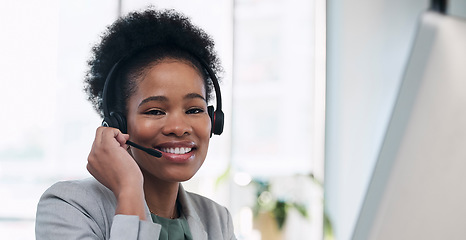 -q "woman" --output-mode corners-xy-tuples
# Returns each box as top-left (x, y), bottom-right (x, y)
(35, 7), (235, 240)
